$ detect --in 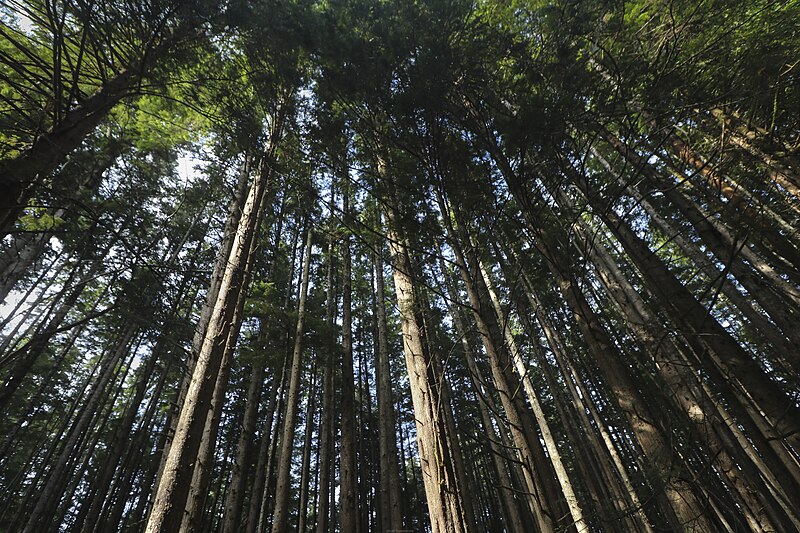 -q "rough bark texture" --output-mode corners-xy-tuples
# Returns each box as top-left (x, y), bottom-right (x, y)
(383, 190), (475, 533)
(145, 141), (274, 533)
